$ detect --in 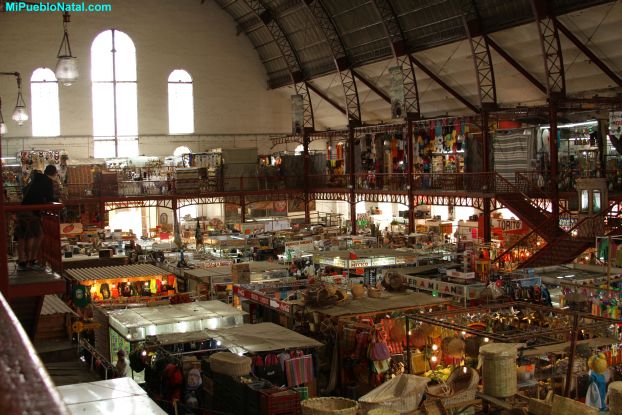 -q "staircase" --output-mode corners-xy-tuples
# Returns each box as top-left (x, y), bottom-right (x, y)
(518, 237), (593, 268)
(8, 296), (44, 339)
(494, 174), (565, 242)
(517, 202), (622, 269)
